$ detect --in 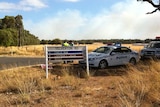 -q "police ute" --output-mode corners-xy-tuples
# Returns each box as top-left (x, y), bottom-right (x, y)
(140, 39), (160, 59)
(79, 45), (139, 69)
